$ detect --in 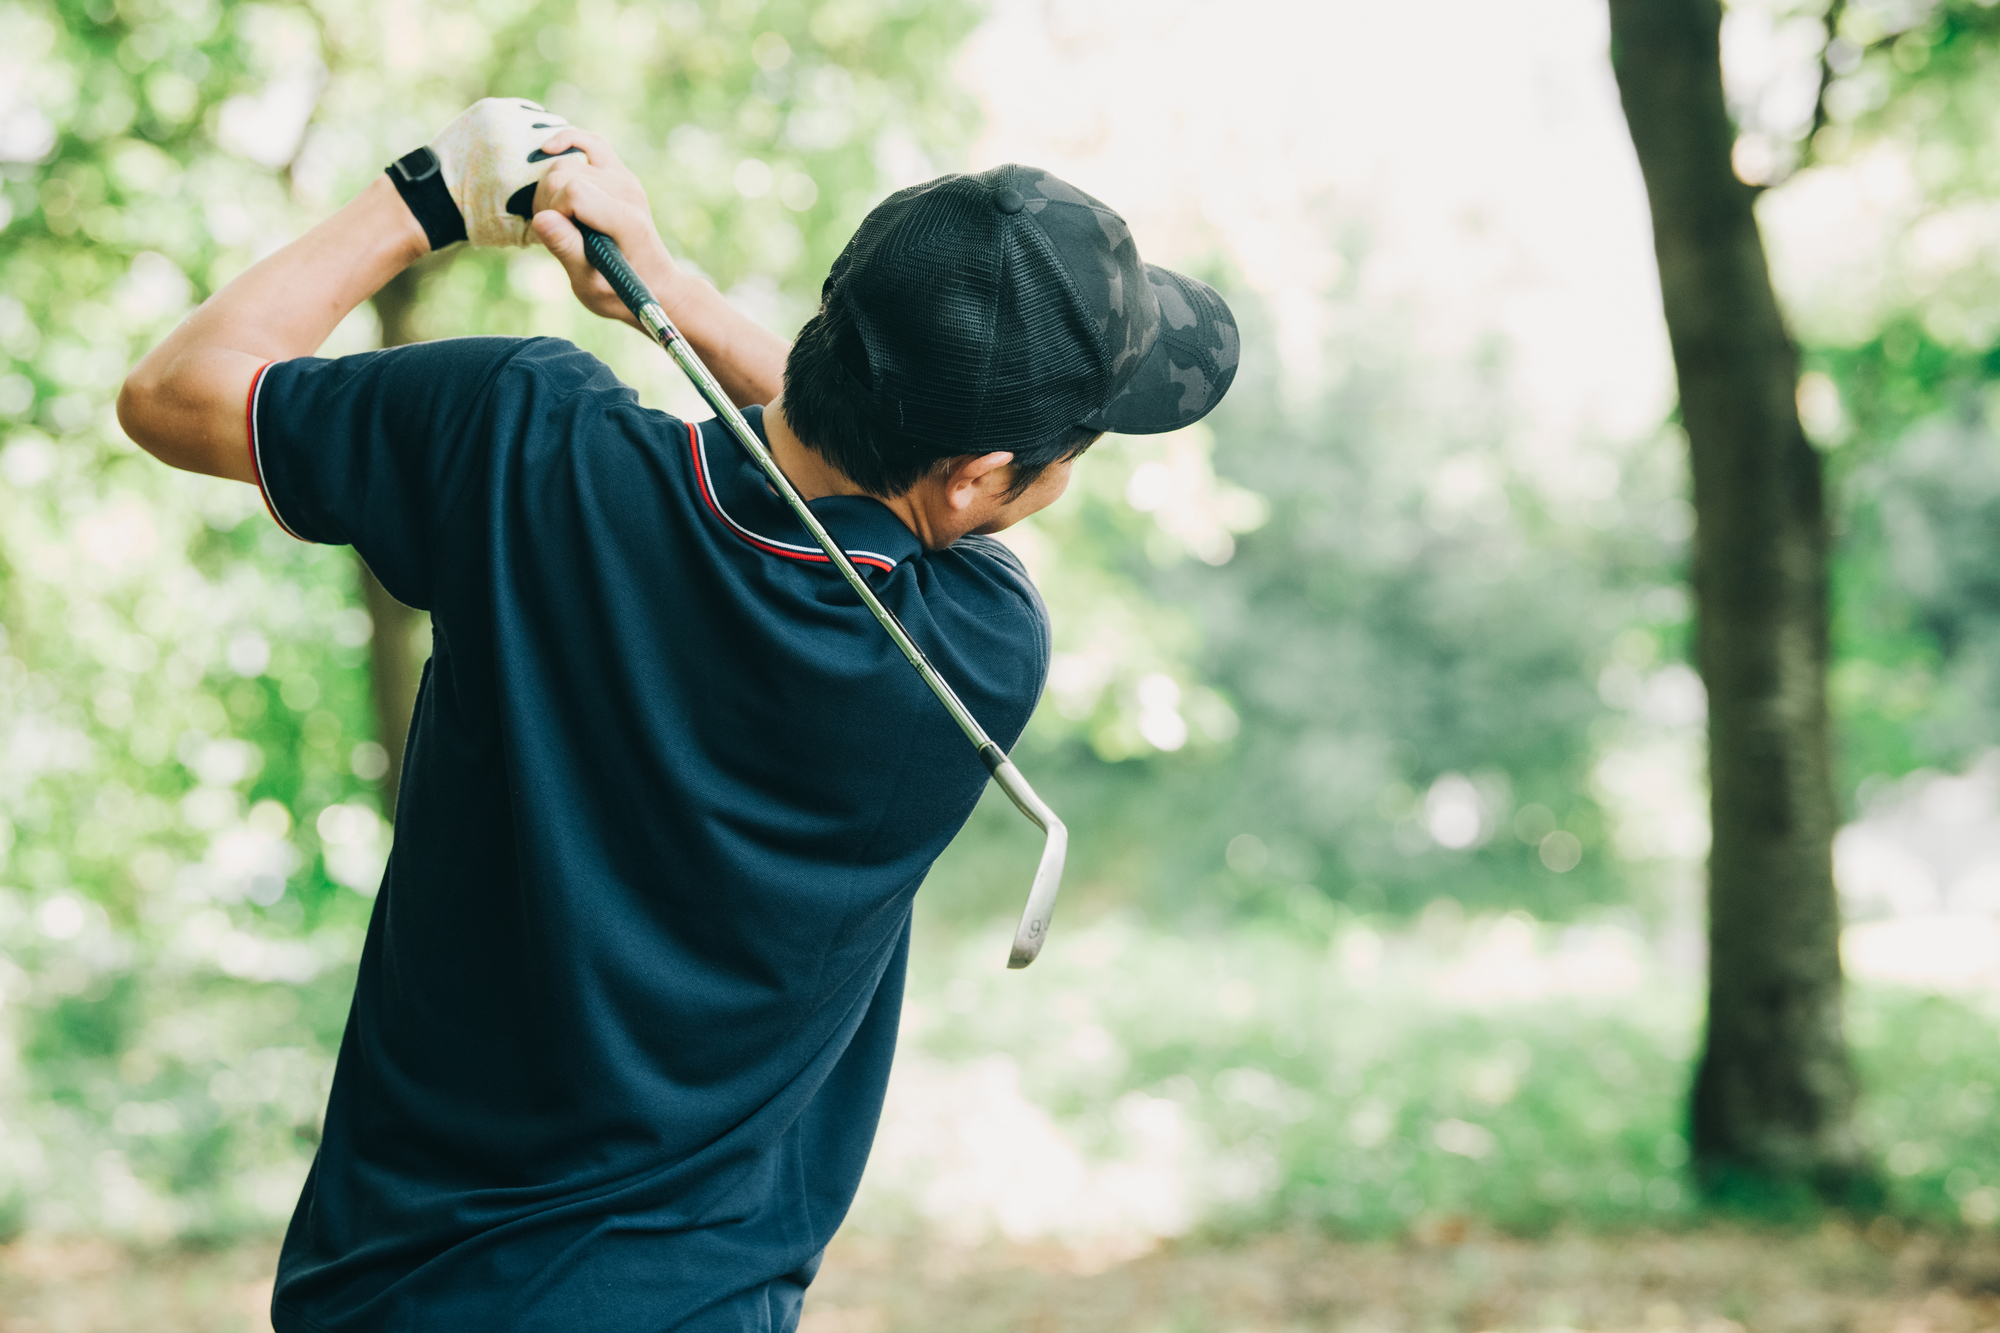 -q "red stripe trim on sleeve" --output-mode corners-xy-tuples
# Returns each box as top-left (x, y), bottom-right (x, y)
(686, 421), (897, 574)
(244, 360), (309, 543)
